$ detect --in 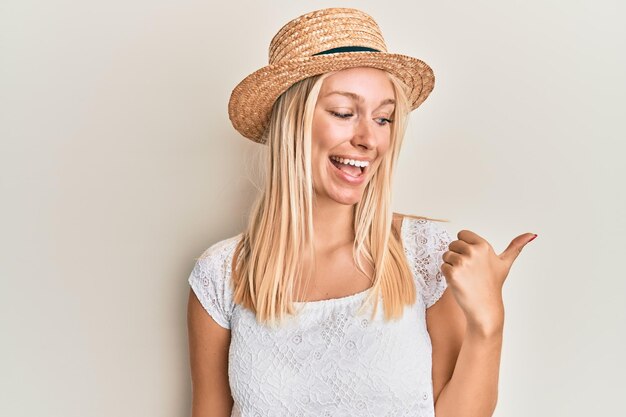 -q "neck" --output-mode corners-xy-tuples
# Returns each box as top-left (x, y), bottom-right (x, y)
(311, 198), (355, 251)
